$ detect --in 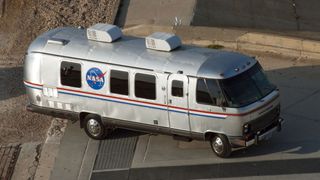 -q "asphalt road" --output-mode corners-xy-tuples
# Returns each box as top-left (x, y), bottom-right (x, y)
(50, 52), (320, 180)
